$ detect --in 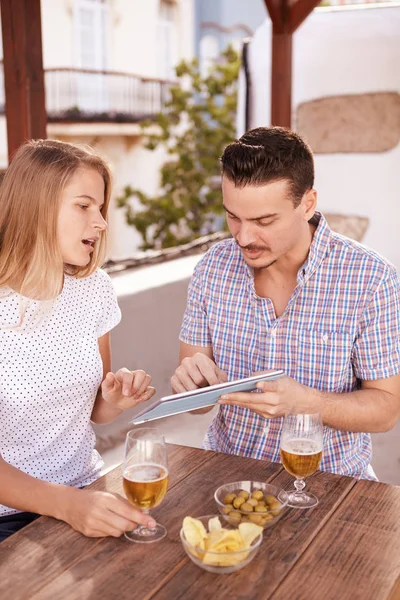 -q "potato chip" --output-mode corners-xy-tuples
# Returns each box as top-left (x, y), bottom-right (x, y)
(207, 530), (243, 553)
(182, 516), (207, 550)
(202, 550), (243, 567)
(182, 516), (263, 568)
(238, 522), (264, 548)
(208, 516), (222, 532)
